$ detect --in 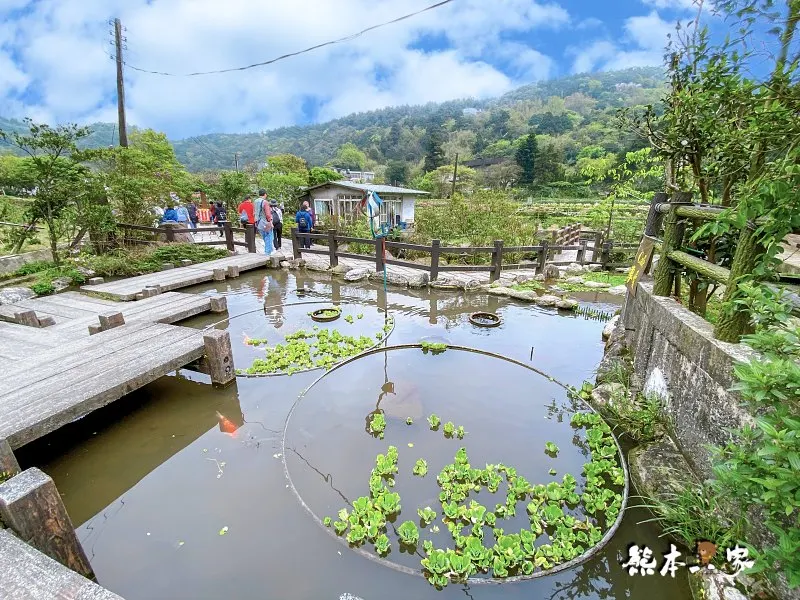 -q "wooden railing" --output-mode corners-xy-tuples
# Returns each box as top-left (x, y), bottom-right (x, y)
(116, 221), (257, 253)
(644, 191), (799, 342)
(290, 226), (636, 283)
